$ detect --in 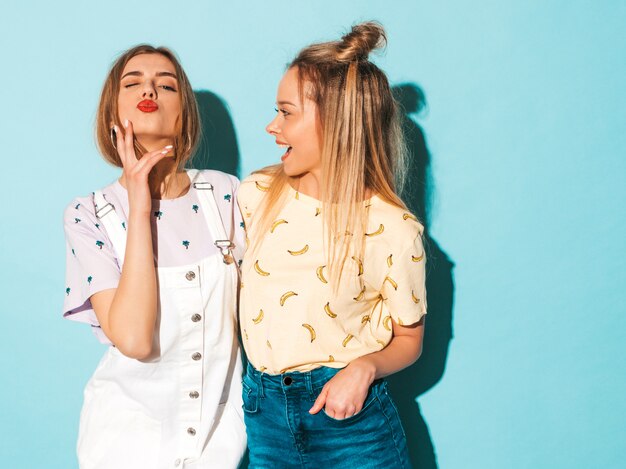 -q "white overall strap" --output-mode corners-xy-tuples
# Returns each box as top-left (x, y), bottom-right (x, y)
(188, 169), (240, 272)
(94, 190), (127, 268)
